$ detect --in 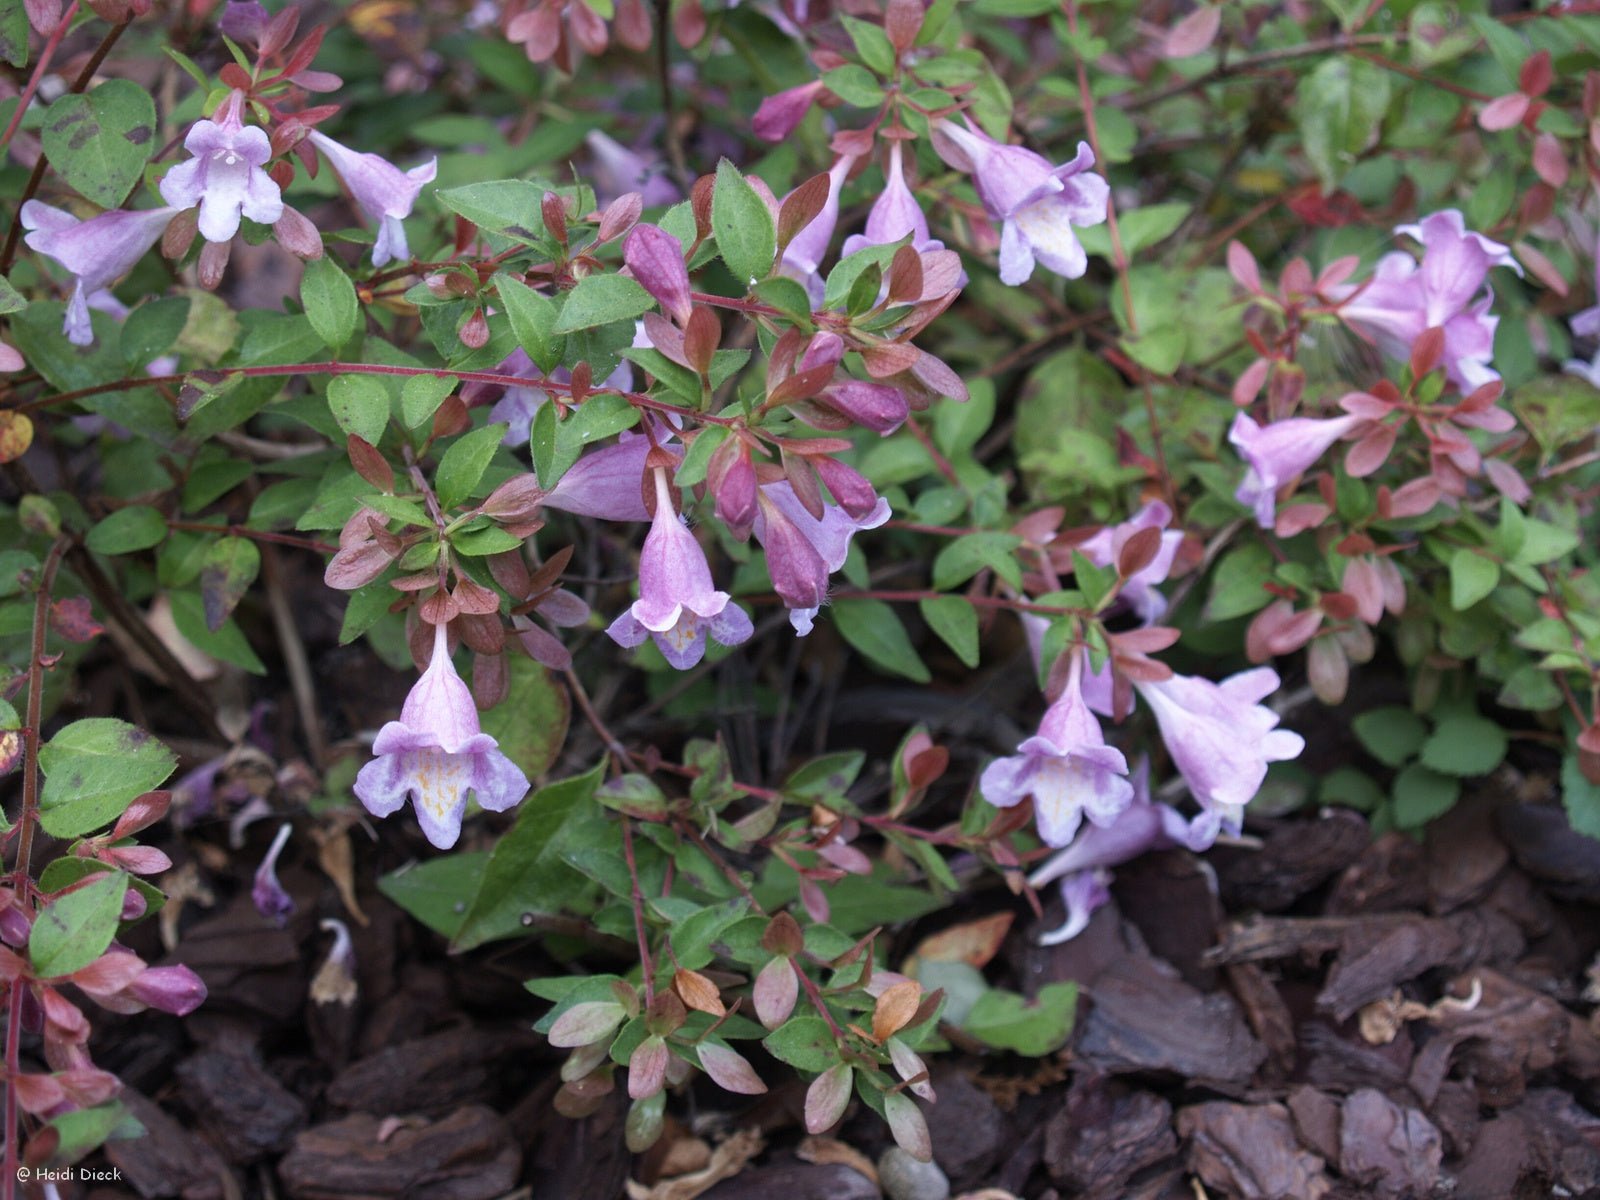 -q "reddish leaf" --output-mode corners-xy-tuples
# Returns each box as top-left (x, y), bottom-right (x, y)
(1226, 241), (1261, 292)
(1344, 423), (1397, 477)
(698, 1043), (768, 1095)
(346, 435), (394, 492)
(804, 1063), (852, 1133)
(1478, 92), (1530, 131)
(1162, 4), (1220, 59)
(1520, 49), (1553, 97)
(49, 597), (103, 643)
